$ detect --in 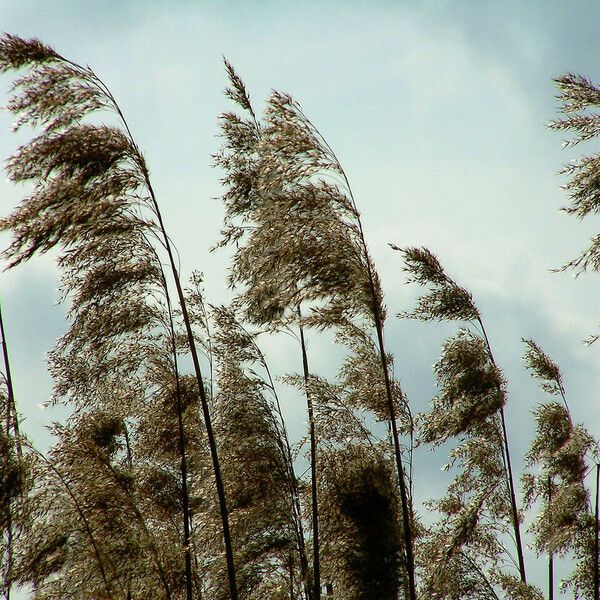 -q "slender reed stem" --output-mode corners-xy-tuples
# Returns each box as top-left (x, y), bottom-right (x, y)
(100, 73), (238, 598)
(594, 462), (599, 600)
(172, 353), (193, 600)
(4, 521), (12, 600)
(163, 283), (193, 600)
(289, 556), (295, 600)
(298, 306), (320, 600)
(91, 444), (173, 599)
(0, 299), (19, 445)
(32, 448), (118, 599)
(256, 335), (312, 600)
(303, 117), (417, 598)
(461, 550), (501, 600)
(153, 208), (238, 599)
(0, 299), (17, 600)
(478, 319), (527, 583)
(371, 299), (416, 599)
(50, 58), (238, 597)
(548, 475), (553, 600)
(498, 408), (526, 581)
